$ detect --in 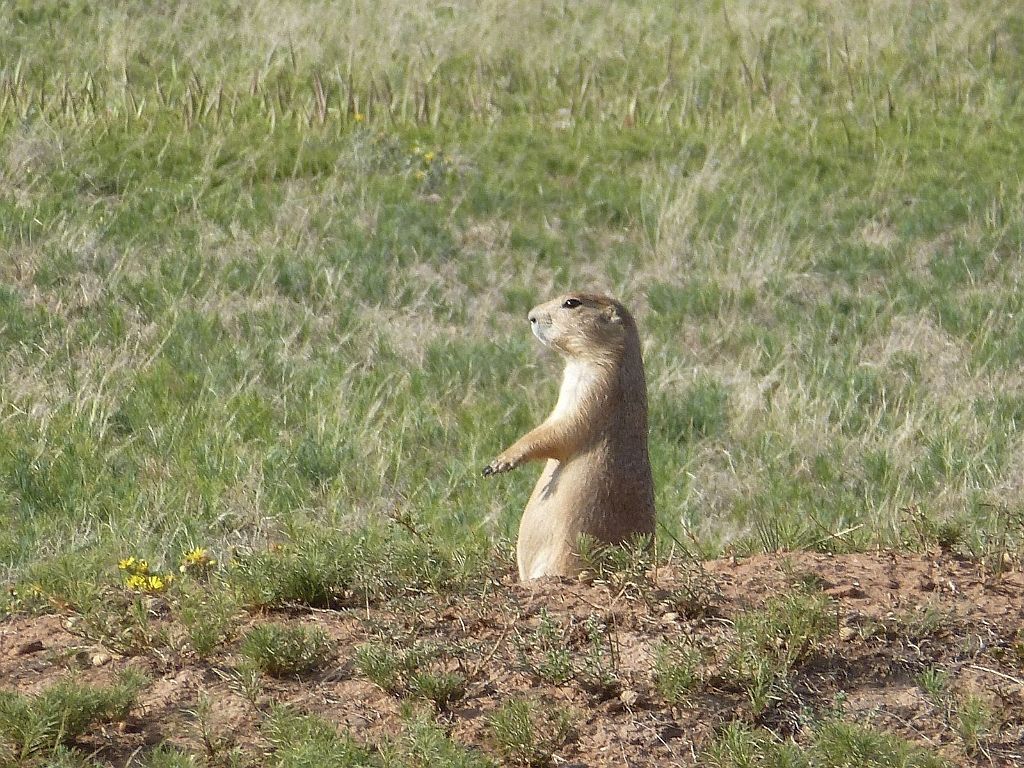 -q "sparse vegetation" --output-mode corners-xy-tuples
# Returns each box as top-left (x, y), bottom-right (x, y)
(722, 587), (833, 717)
(702, 720), (949, 768)
(263, 706), (372, 768)
(653, 640), (703, 705)
(0, 671), (147, 761)
(955, 694), (996, 756)
(383, 706), (496, 768)
(2, 0), (1024, 764)
(354, 640), (466, 709)
(486, 699), (574, 768)
(240, 622), (334, 678)
(175, 583), (241, 657)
